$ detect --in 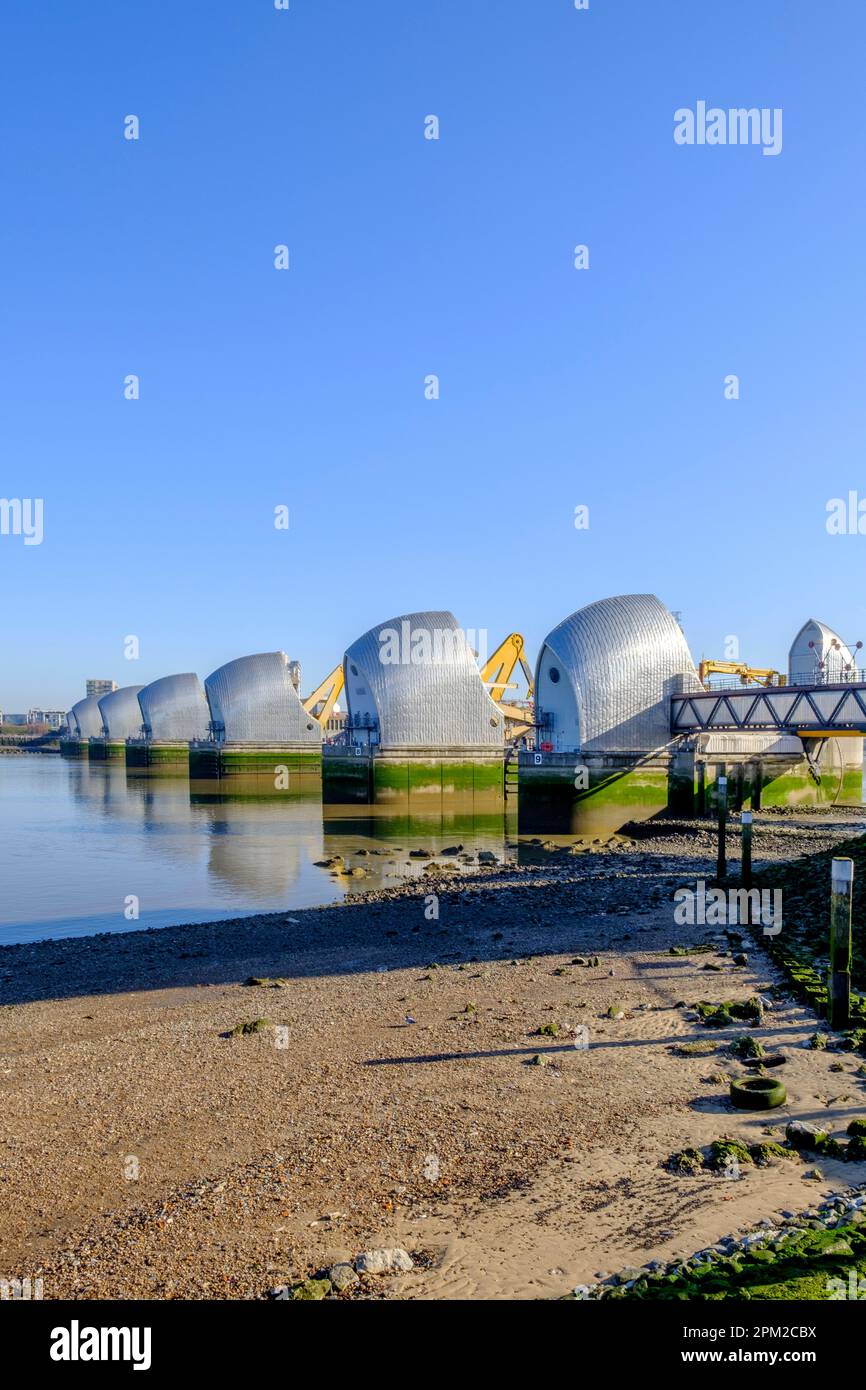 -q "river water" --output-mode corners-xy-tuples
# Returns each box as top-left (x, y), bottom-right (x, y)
(0, 755), (520, 944)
